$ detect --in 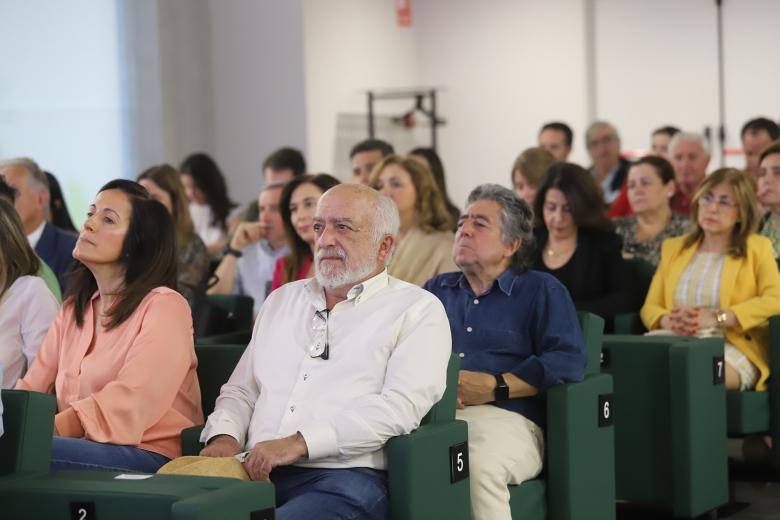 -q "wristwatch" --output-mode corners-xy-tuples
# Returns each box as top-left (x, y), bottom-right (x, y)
(715, 309), (728, 328)
(223, 245), (243, 258)
(494, 374), (509, 402)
